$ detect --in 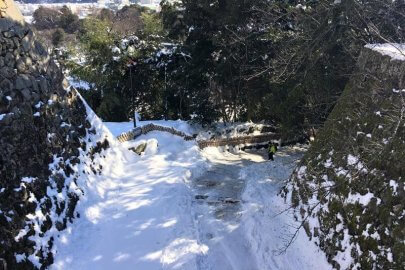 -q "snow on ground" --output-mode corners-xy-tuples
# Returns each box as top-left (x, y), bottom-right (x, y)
(191, 146), (330, 270)
(51, 120), (331, 270)
(51, 122), (207, 270)
(66, 76), (94, 91)
(365, 43), (405, 61)
(241, 146), (331, 270)
(191, 147), (267, 270)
